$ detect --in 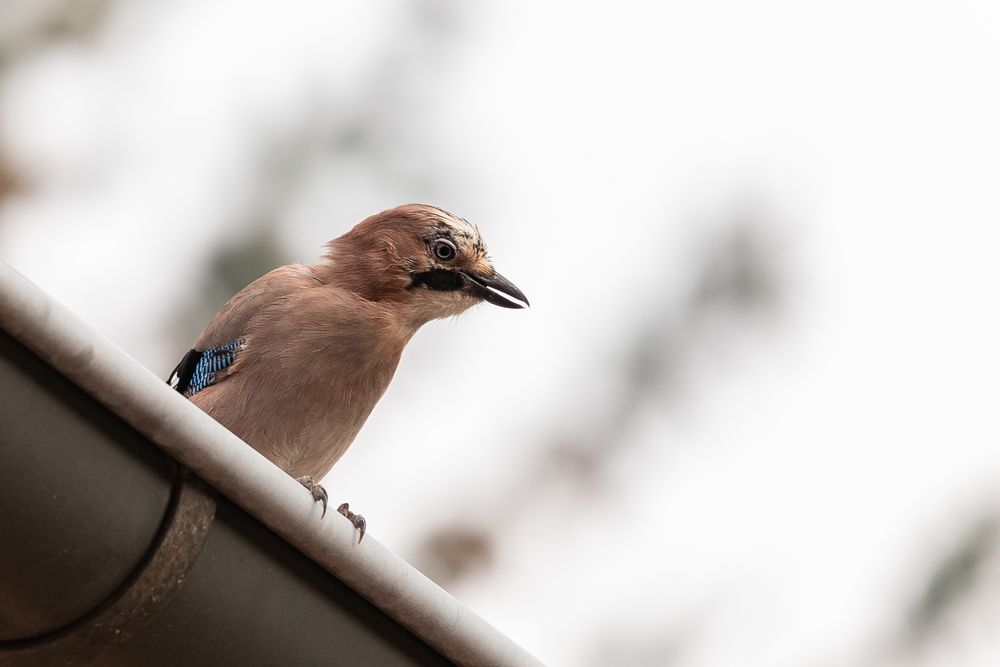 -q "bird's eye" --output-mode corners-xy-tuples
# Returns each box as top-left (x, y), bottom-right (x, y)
(433, 240), (456, 261)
